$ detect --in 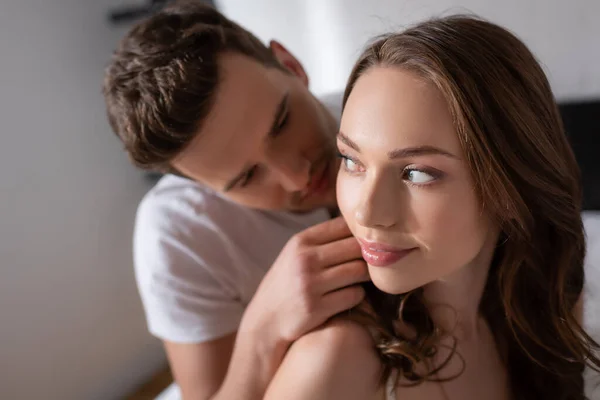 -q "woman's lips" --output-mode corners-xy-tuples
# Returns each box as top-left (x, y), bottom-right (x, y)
(358, 239), (416, 267)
